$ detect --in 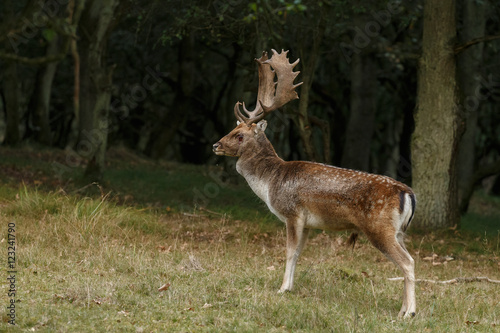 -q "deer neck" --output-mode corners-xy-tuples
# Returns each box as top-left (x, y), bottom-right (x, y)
(236, 135), (282, 201)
